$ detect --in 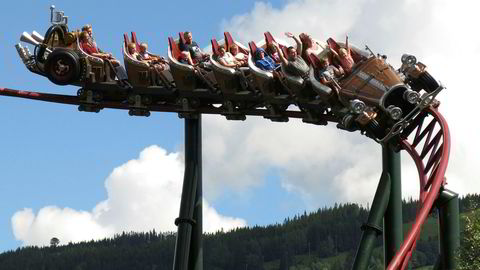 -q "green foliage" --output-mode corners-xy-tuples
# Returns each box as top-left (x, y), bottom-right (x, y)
(458, 210), (480, 269)
(1, 194), (478, 270)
